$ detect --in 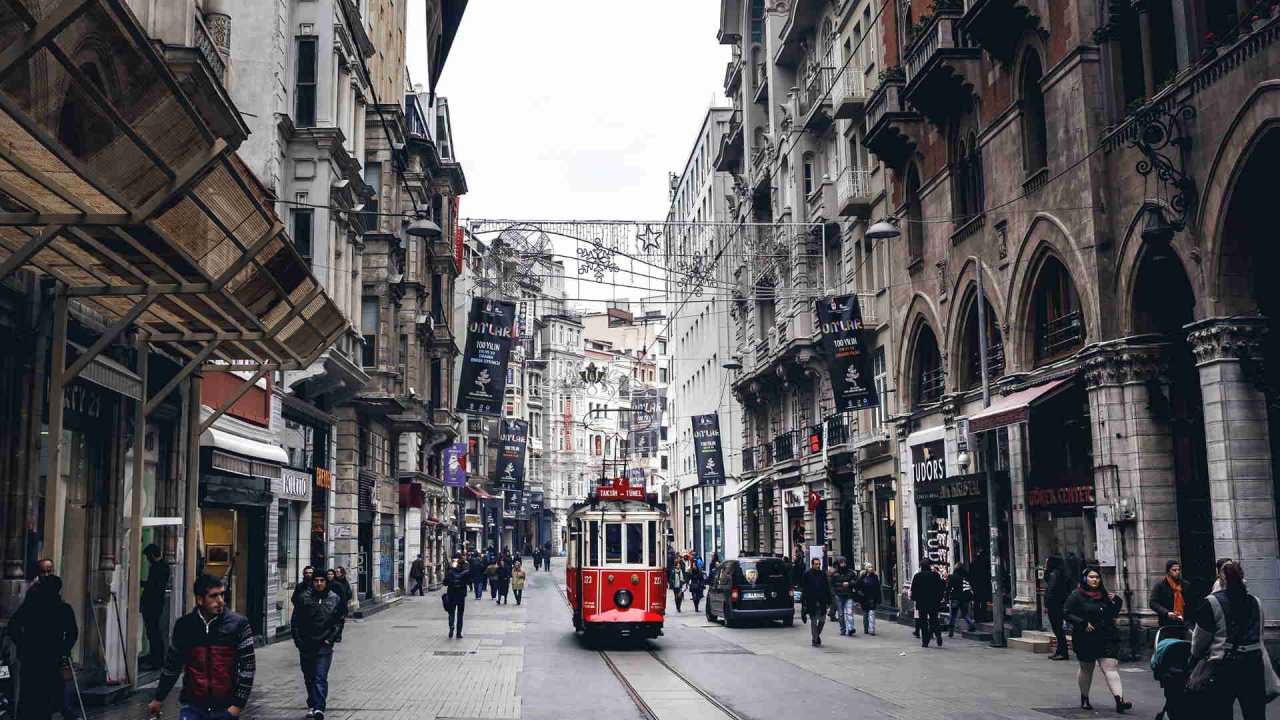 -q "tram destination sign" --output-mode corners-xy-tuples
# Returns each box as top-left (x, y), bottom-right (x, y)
(597, 477), (646, 501)
(816, 294), (879, 411)
(456, 298), (517, 417)
(692, 413), (726, 486)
